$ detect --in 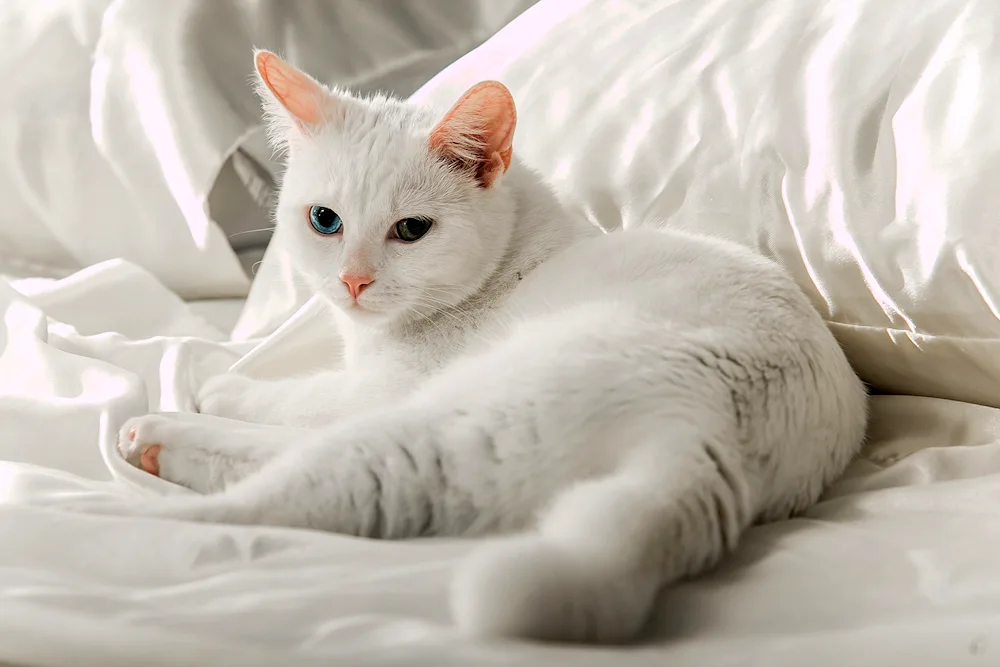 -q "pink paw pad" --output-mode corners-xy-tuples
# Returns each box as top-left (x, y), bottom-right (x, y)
(140, 445), (162, 477)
